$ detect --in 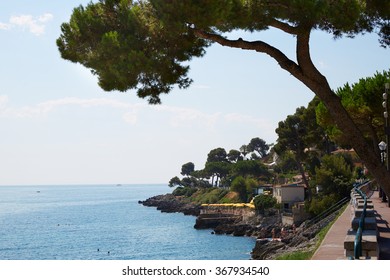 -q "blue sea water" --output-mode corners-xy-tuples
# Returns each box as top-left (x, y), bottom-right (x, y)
(0, 184), (255, 260)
